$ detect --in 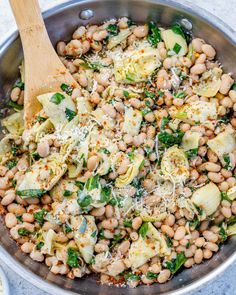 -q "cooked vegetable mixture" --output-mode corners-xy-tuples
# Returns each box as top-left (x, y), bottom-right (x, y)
(2, 17), (236, 287)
